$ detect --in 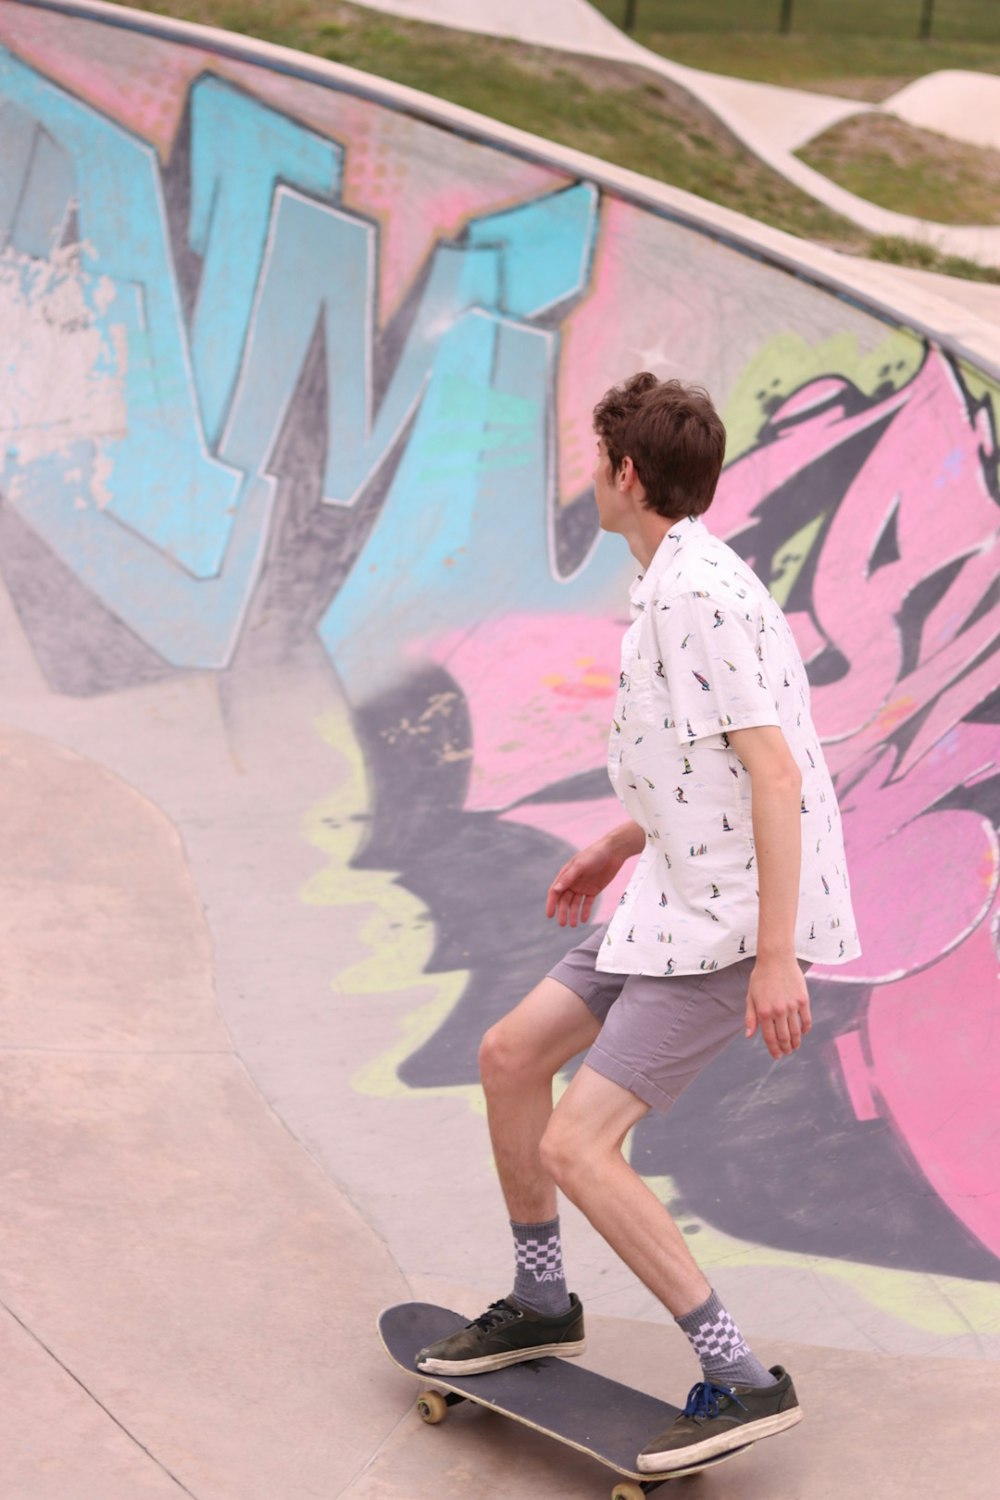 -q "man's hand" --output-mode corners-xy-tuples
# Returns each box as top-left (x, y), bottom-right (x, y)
(744, 954), (811, 1059)
(546, 821), (644, 928)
